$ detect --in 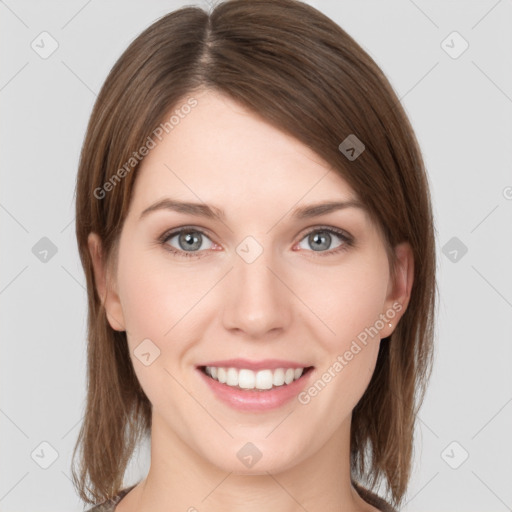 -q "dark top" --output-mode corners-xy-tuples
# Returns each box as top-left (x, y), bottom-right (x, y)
(84, 482), (397, 511)
(84, 485), (136, 512)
